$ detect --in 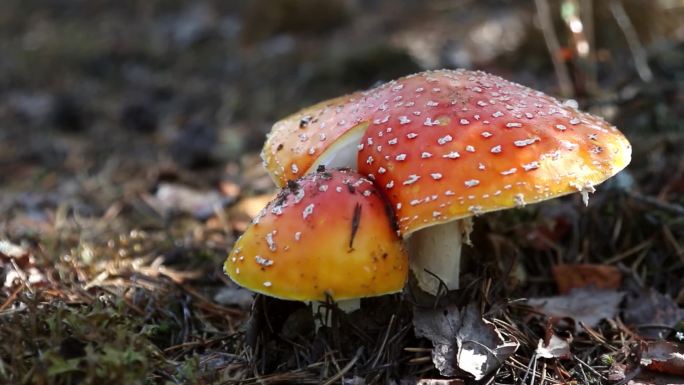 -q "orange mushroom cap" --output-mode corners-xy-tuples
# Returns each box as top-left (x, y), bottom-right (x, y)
(225, 169), (408, 301)
(355, 70), (631, 234)
(262, 91), (369, 187)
